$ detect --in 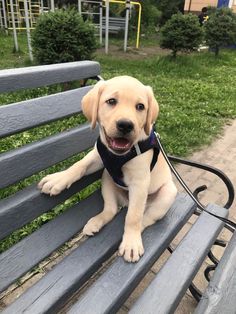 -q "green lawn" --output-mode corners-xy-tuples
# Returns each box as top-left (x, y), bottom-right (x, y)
(0, 30), (236, 252)
(0, 31), (30, 68)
